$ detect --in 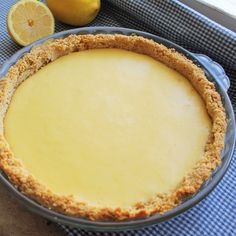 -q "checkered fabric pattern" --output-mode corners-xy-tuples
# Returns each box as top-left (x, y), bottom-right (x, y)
(0, 1), (236, 236)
